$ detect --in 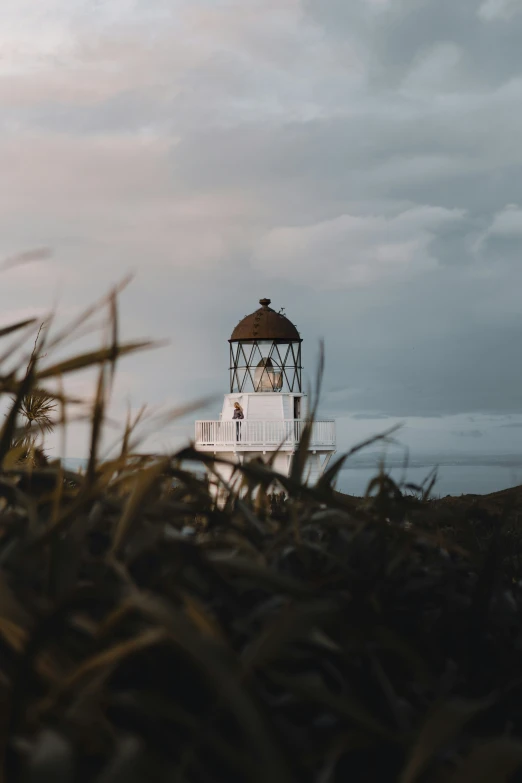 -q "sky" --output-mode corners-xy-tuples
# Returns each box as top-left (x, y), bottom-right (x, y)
(2, 0), (522, 464)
